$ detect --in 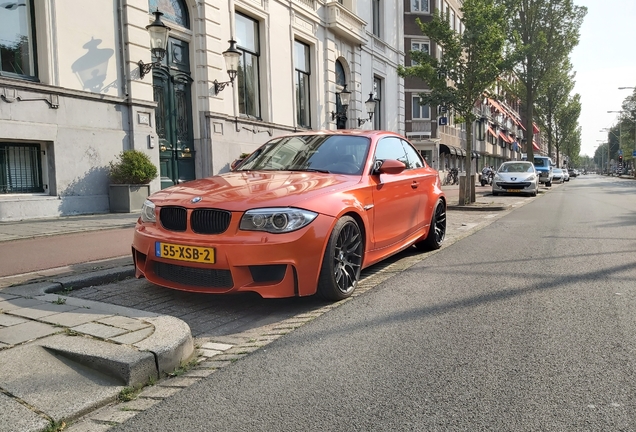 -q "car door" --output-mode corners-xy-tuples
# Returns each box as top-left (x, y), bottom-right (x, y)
(400, 138), (435, 227)
(370, 136), (423, 250)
